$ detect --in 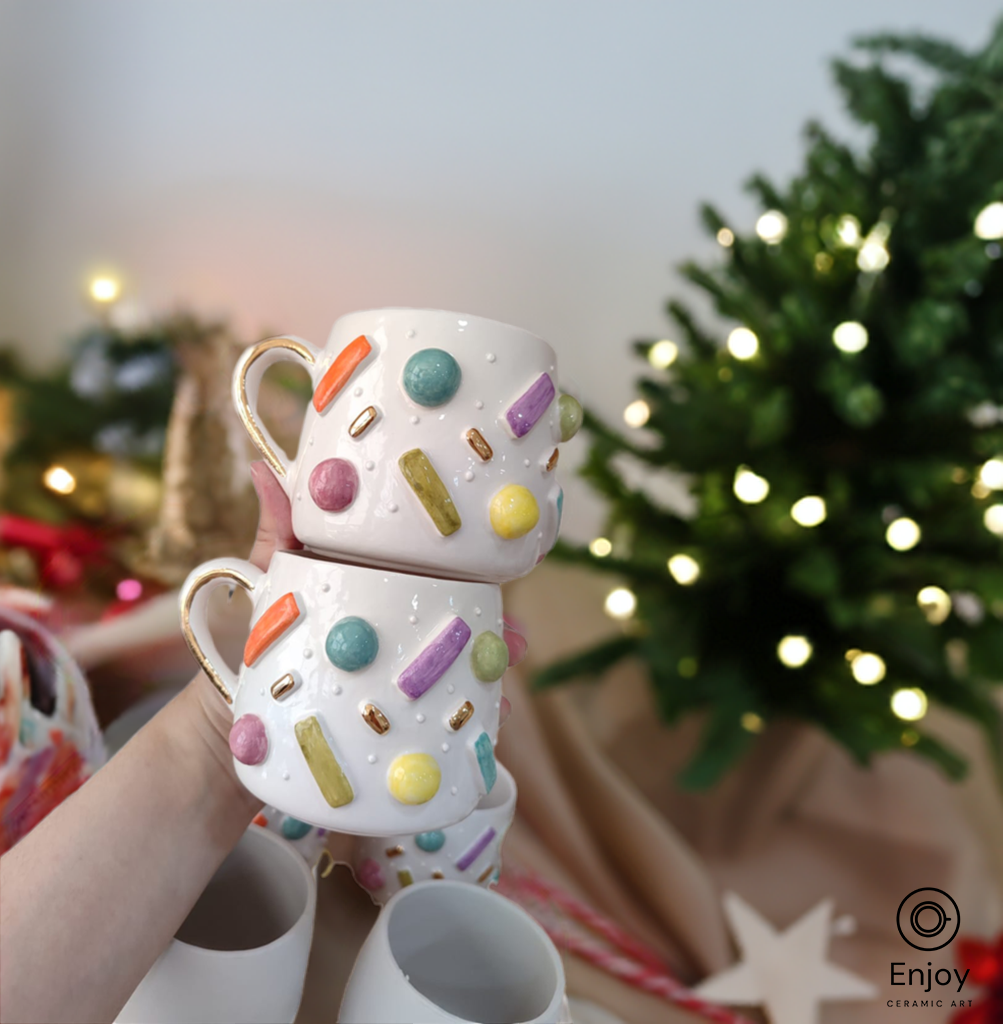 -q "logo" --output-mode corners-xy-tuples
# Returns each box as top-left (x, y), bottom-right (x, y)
(896, 888), (960, 951)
